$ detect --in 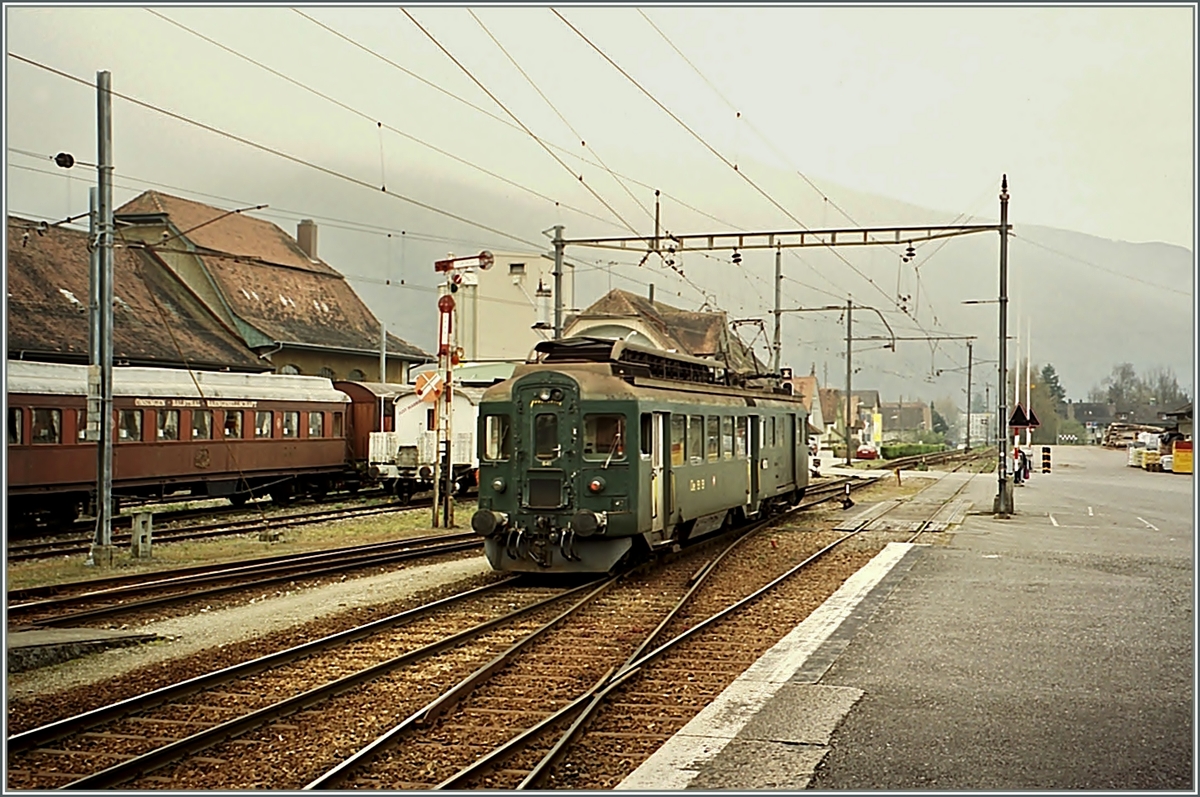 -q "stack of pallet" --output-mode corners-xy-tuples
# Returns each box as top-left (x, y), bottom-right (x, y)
(1103, 423), (1164, 448)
